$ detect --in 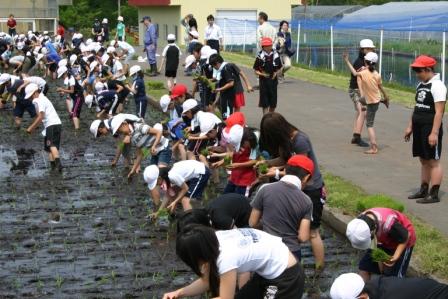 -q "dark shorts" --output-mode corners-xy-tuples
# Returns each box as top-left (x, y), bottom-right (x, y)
(186, 167), (211, 199)
(366, 103), (379, 128)
(187, 138), (208, 155)
(70, 95), (84, 118)
(117, 88), (130, 104)
(223, 181), (249, 197)
(49, 63), (57, 72)
(207, 40), (220, 53)
(14, 99), (36, 118)
(44, 124), (62, 152)
(304, 188), (325, 229)
(150, 148), (172, 166)
(349, 88), (366, 110)
(412, 121), (443, 160)
(359, 246), (413, 278)
(235, 262), (305, 299)
(259, 78), (278, 109)
(165, 69), (177, 78)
